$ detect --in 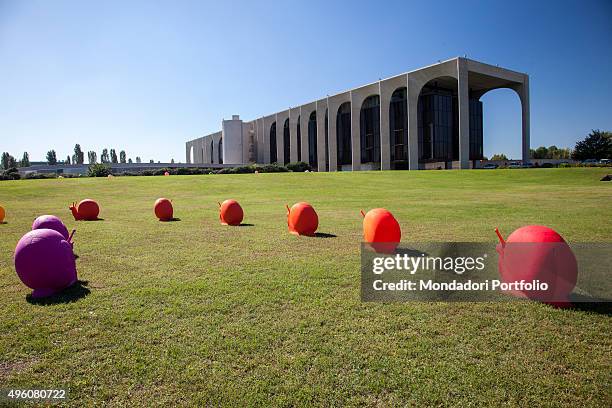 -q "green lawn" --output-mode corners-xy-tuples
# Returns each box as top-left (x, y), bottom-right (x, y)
(0, 168), (610, 406)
